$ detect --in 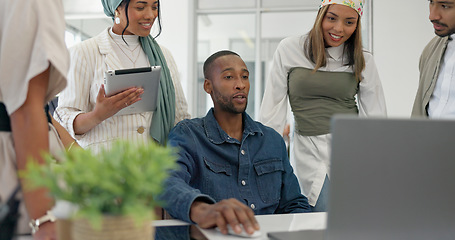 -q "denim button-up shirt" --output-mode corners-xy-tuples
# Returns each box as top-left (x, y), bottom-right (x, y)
(159, 109), (311, 223)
